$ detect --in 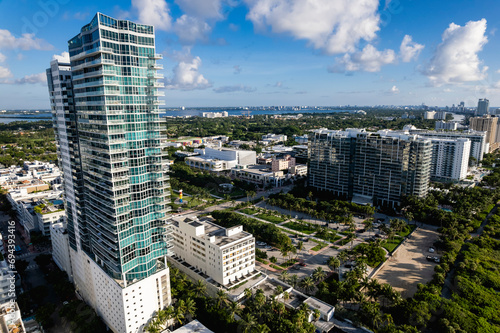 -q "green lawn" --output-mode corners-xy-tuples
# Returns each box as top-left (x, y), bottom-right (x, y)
(256, 213), (286, 223)
(240, 208), (258, 215)
(256, 258), (268, 264)
(282, 222), (315, 234)
(310, 239), (328, 251)
(315, 233), (342, 243)
(281, 259), (298, 267)
(269, 264), (284, 270)
(397, 224), (417, 237)
(381, 237), (404, 253)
